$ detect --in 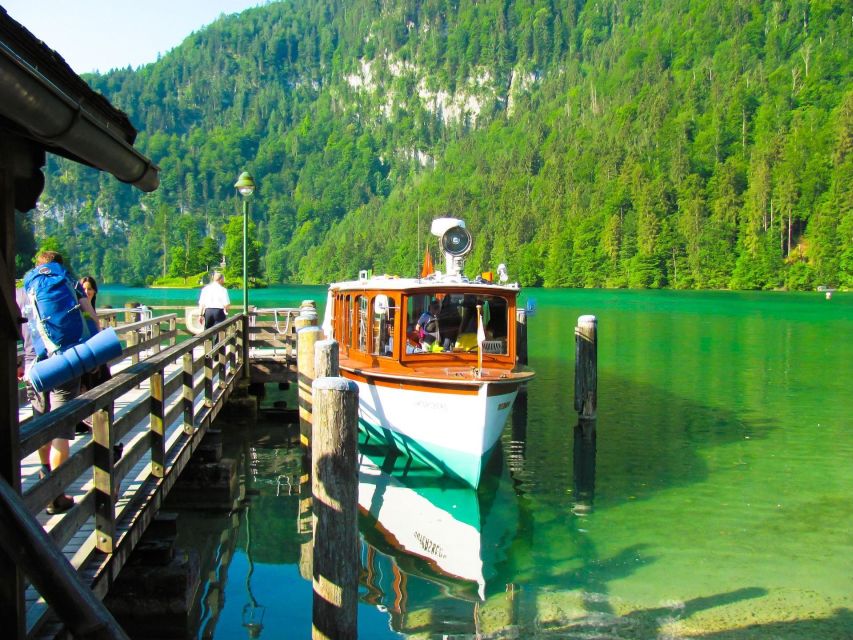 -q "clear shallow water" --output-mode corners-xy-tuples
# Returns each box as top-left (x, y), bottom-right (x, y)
(100, 286), (853, 638)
